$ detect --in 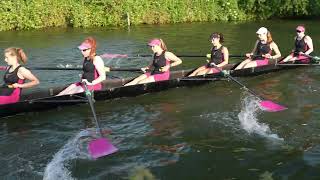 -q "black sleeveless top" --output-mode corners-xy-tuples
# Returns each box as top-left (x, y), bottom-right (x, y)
(294, 35), (308, 54)
(207, 46), (224, 67)
(151, 51), (167, 75)
(1, 65), (23, 96)
(254, 41), (271, 59)
(82, 58), (96, 83)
